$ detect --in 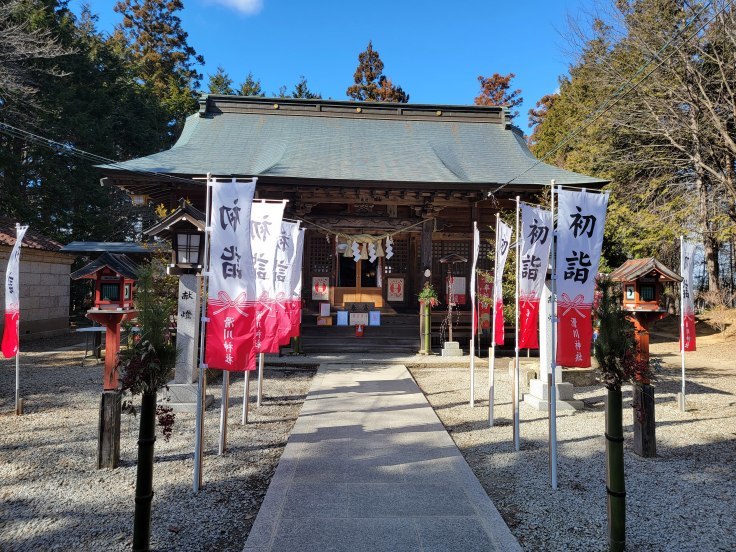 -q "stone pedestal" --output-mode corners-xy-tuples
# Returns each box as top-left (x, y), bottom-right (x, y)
(164, 274), (212, 412)
(441, 341), (463, 357)
(523, 378), (583, 411)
